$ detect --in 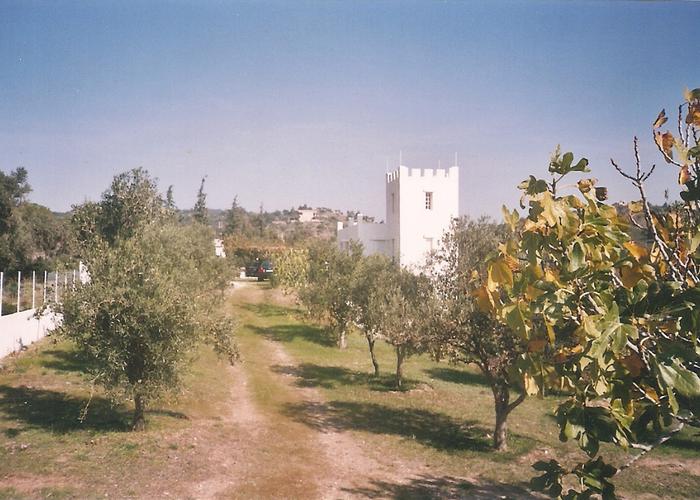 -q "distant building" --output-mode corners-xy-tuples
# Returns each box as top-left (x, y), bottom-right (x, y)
(337, 165), (459, 270)
(297, 208), (316, 223)
(214, 238), (226, 258)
